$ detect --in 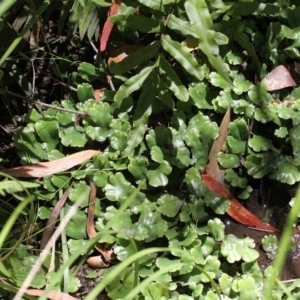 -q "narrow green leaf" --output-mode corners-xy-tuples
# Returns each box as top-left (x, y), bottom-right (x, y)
(109, 42), (159, 75)
(227, 2), (259, 16)
(167, 14), (198, 38)
(158, 54), (189, 102)
(114, 66), (154, 102)
(156, 80), (175, 109)
(122, 73), (158, 157)
(185, 0), (217, 53)
(136, 0), (173, 10)
(235, 32), (261, 75)
(185, 0), (232, 84)
(91, 0), (111, 6)
(0, 180), (40, 196)
(209, 72), (232, 90)
(79, 2), (98, 40)
(87, 7), (100, 40)
(110, 15), (162, 33)
(161, 35), (204, 81)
